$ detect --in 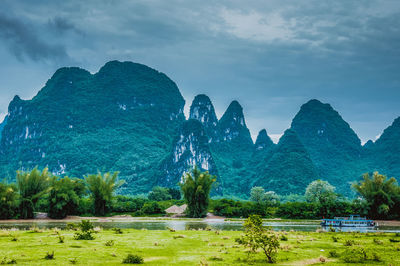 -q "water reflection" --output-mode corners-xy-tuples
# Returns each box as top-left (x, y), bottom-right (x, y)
(0, 220), (398, 233)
